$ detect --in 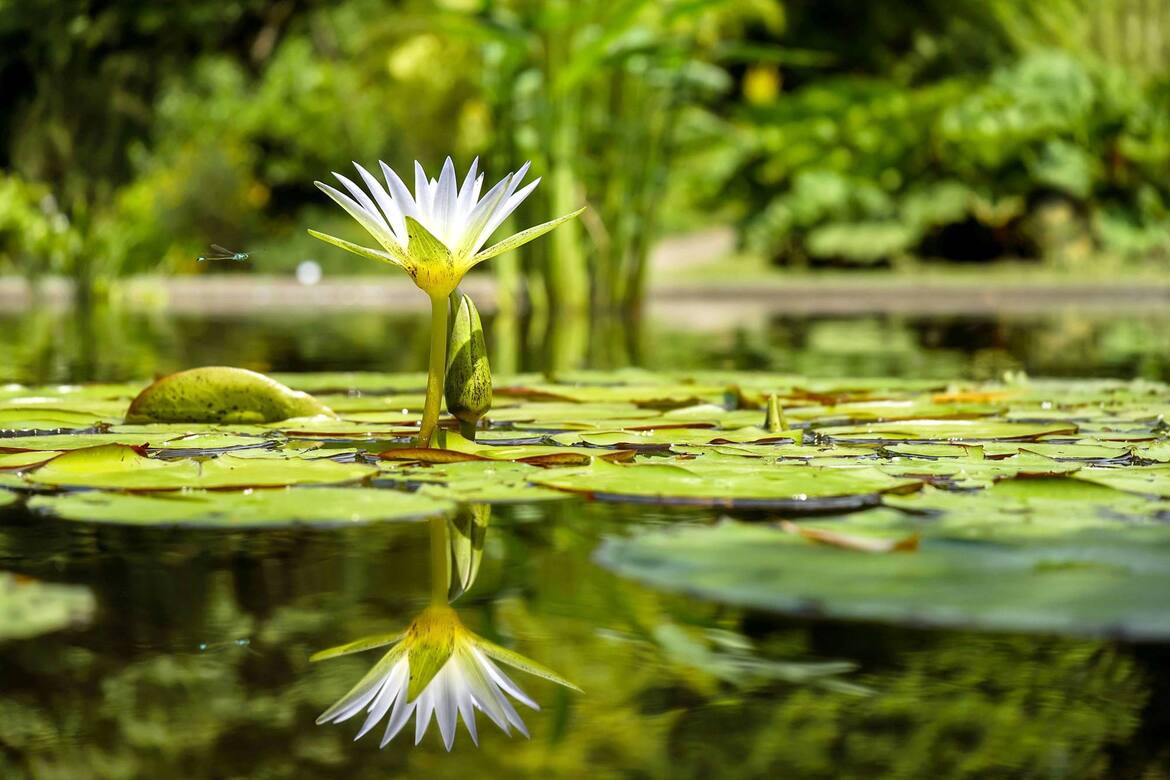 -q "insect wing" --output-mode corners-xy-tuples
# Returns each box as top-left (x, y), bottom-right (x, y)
(209, 243), (235, 256)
